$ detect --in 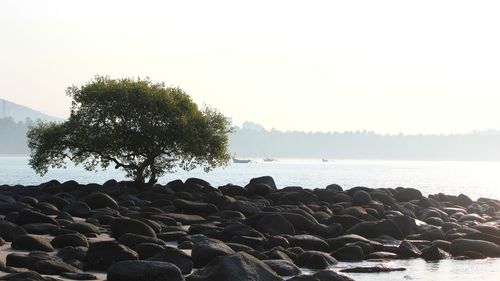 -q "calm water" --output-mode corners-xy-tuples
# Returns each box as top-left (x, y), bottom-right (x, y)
(0, 156), (500, 280)
(1, 156), (499, 199)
